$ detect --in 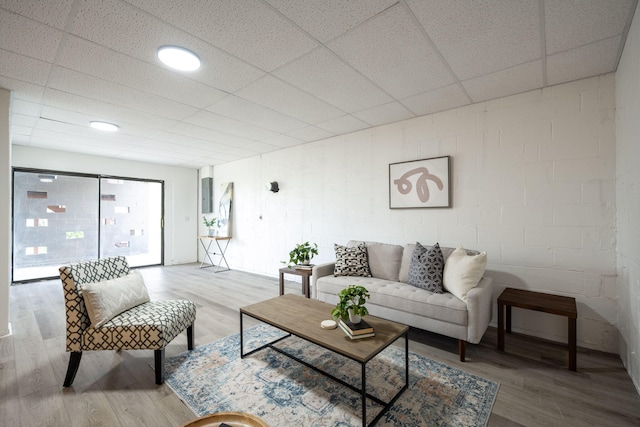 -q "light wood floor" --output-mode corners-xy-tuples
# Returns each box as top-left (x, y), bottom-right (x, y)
(2, 264), (640, 426)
